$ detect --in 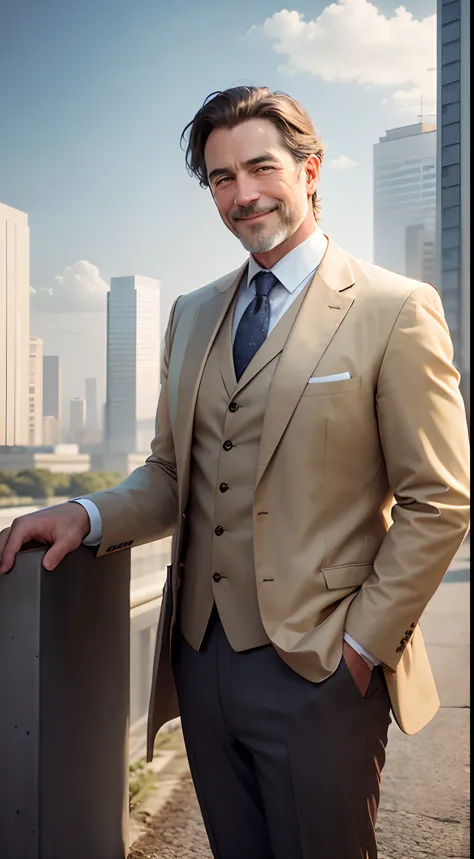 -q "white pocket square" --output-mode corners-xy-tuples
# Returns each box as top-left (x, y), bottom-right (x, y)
(308, 372), (351, 384)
